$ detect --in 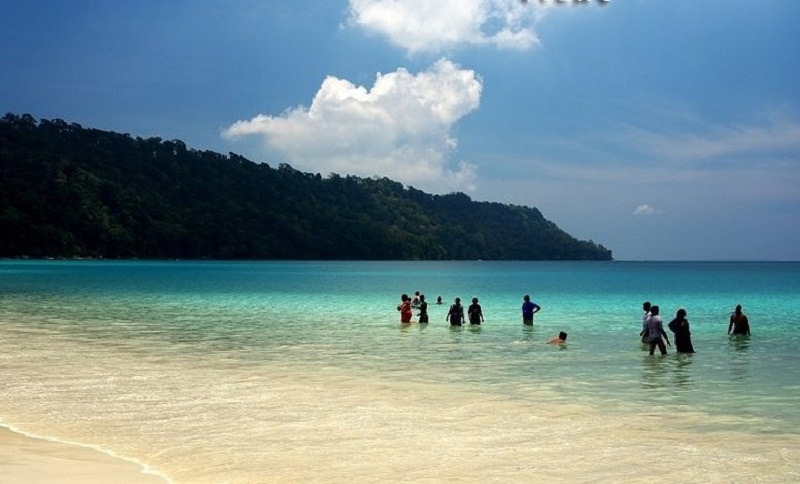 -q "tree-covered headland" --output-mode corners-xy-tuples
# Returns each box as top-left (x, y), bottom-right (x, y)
(0, 113), (612, 260)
